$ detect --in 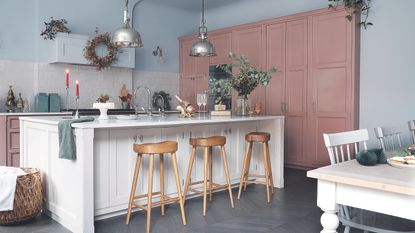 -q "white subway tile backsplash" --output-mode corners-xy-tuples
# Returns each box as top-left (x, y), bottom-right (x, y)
(0, 60), (180, 112)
